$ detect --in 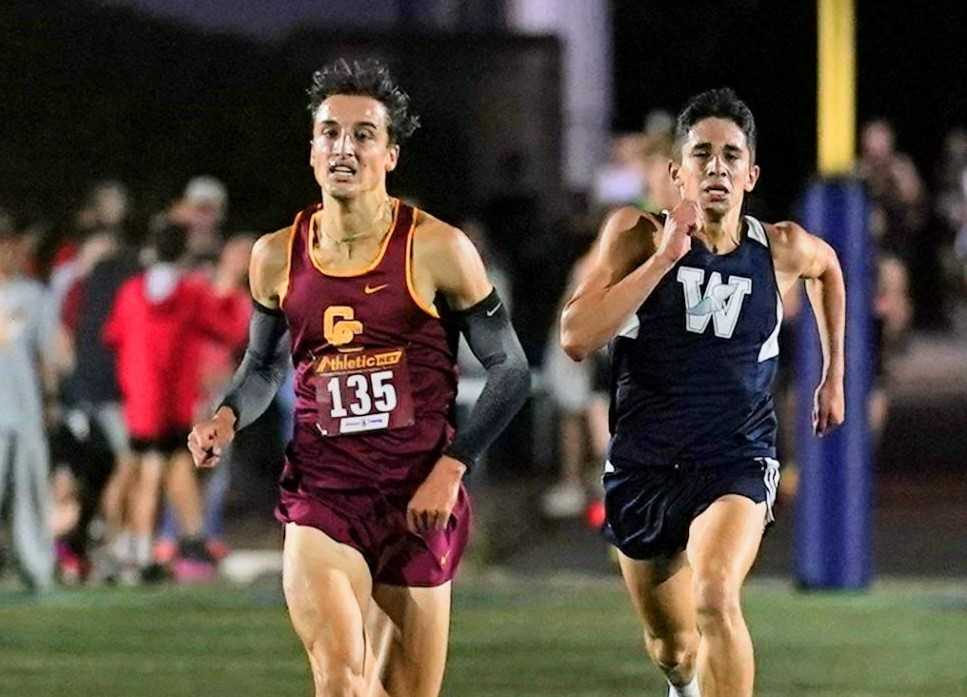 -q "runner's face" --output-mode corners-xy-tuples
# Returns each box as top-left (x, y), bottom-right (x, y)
(310, 95), (399, 200)
(672, 117), (759, 220)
